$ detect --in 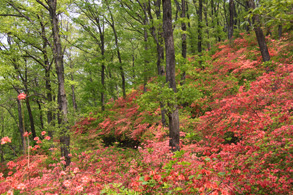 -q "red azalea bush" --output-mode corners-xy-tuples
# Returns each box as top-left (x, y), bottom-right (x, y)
(0, 33), (292, 194)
